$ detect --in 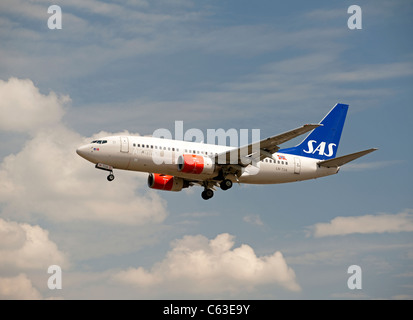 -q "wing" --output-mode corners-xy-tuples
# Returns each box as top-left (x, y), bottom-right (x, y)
(317, 148), (378, 168)
(214, 124), (321, 166)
